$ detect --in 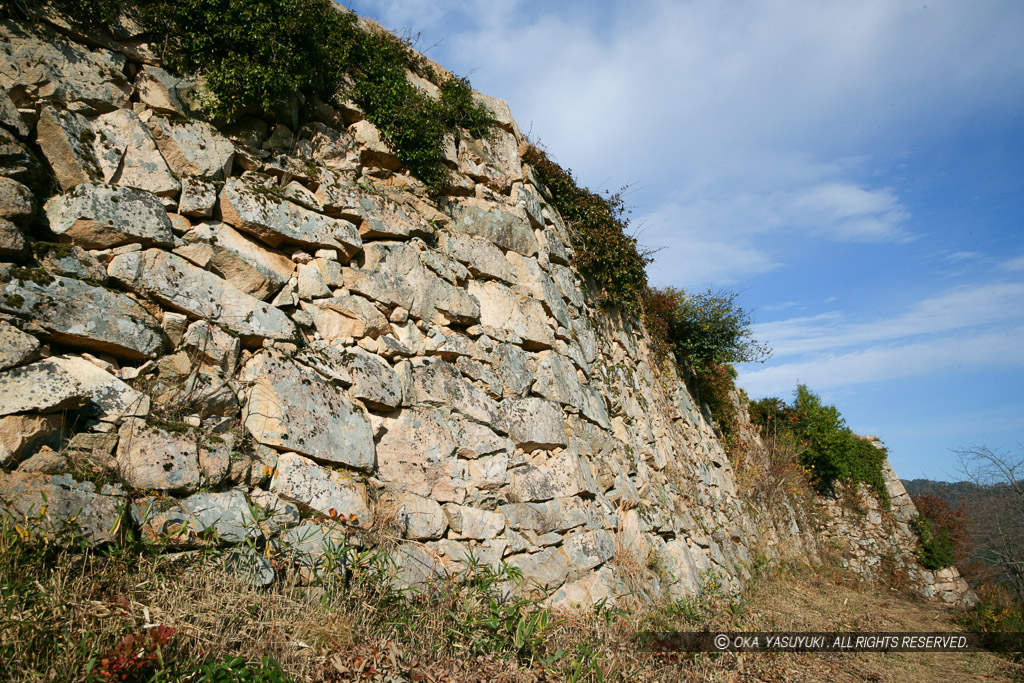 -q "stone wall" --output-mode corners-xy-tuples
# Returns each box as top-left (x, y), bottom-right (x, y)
(0, 12), (971, 608)
(815, 440), (975, 606)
